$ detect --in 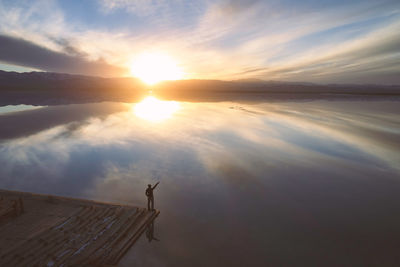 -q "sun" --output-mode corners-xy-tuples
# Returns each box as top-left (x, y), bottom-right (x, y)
(130, 52), (184, 85)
